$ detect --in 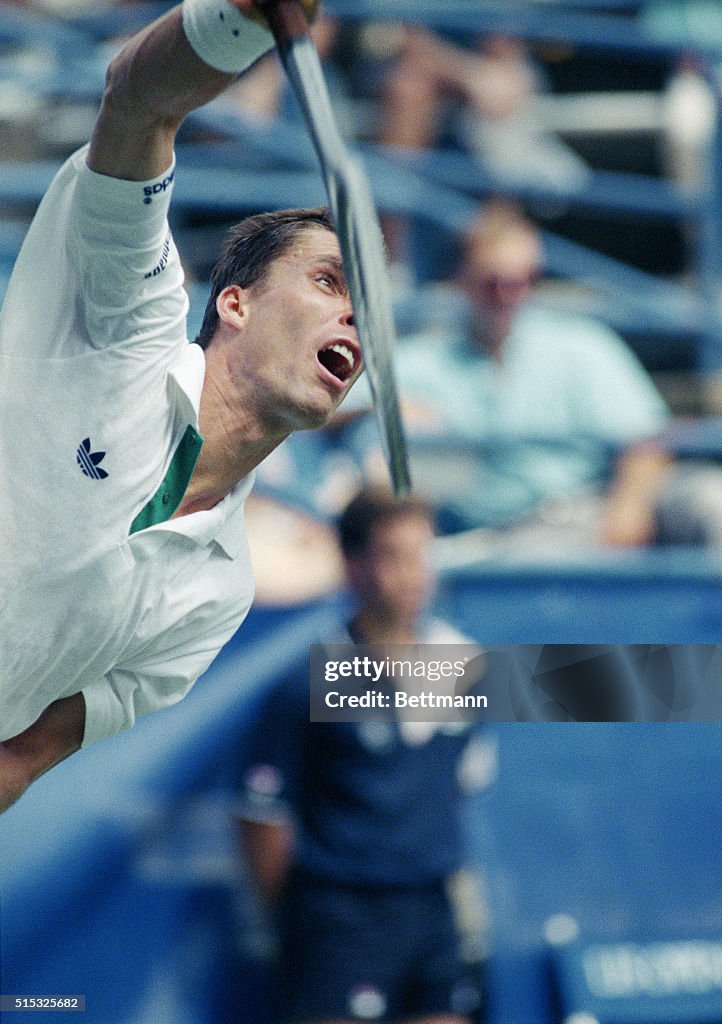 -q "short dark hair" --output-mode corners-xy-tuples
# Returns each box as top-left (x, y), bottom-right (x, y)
(194, 207), (335, 350)
(337, 485), (434, 558)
